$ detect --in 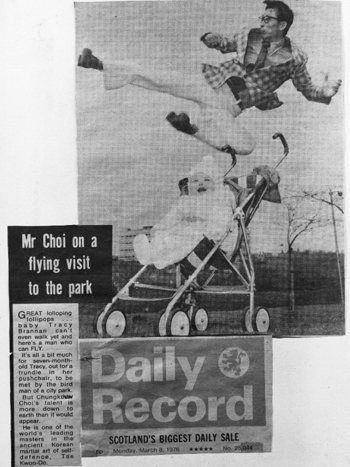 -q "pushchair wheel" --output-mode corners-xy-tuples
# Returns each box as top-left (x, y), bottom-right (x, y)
(158, 309), (190, 337)
(104, 309), (127, 337)
(190, 307), (209, 332)
(241, 306), (254, 334)
(94, 305), (110, 337)
(252, 307), (270, 334)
